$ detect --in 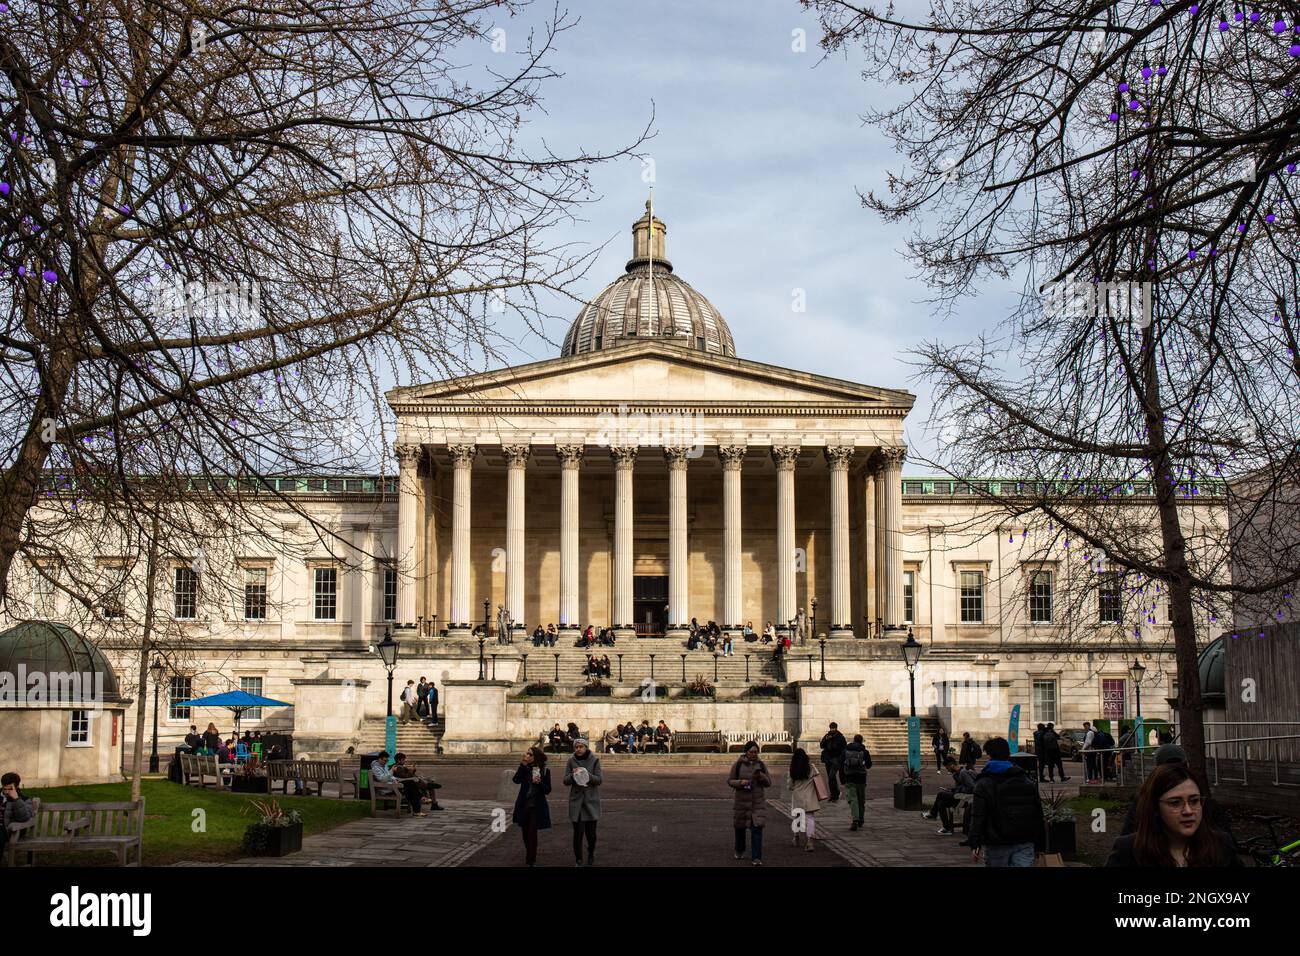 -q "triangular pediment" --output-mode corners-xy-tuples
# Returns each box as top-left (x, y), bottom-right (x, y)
(388, 340), (913, 410)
